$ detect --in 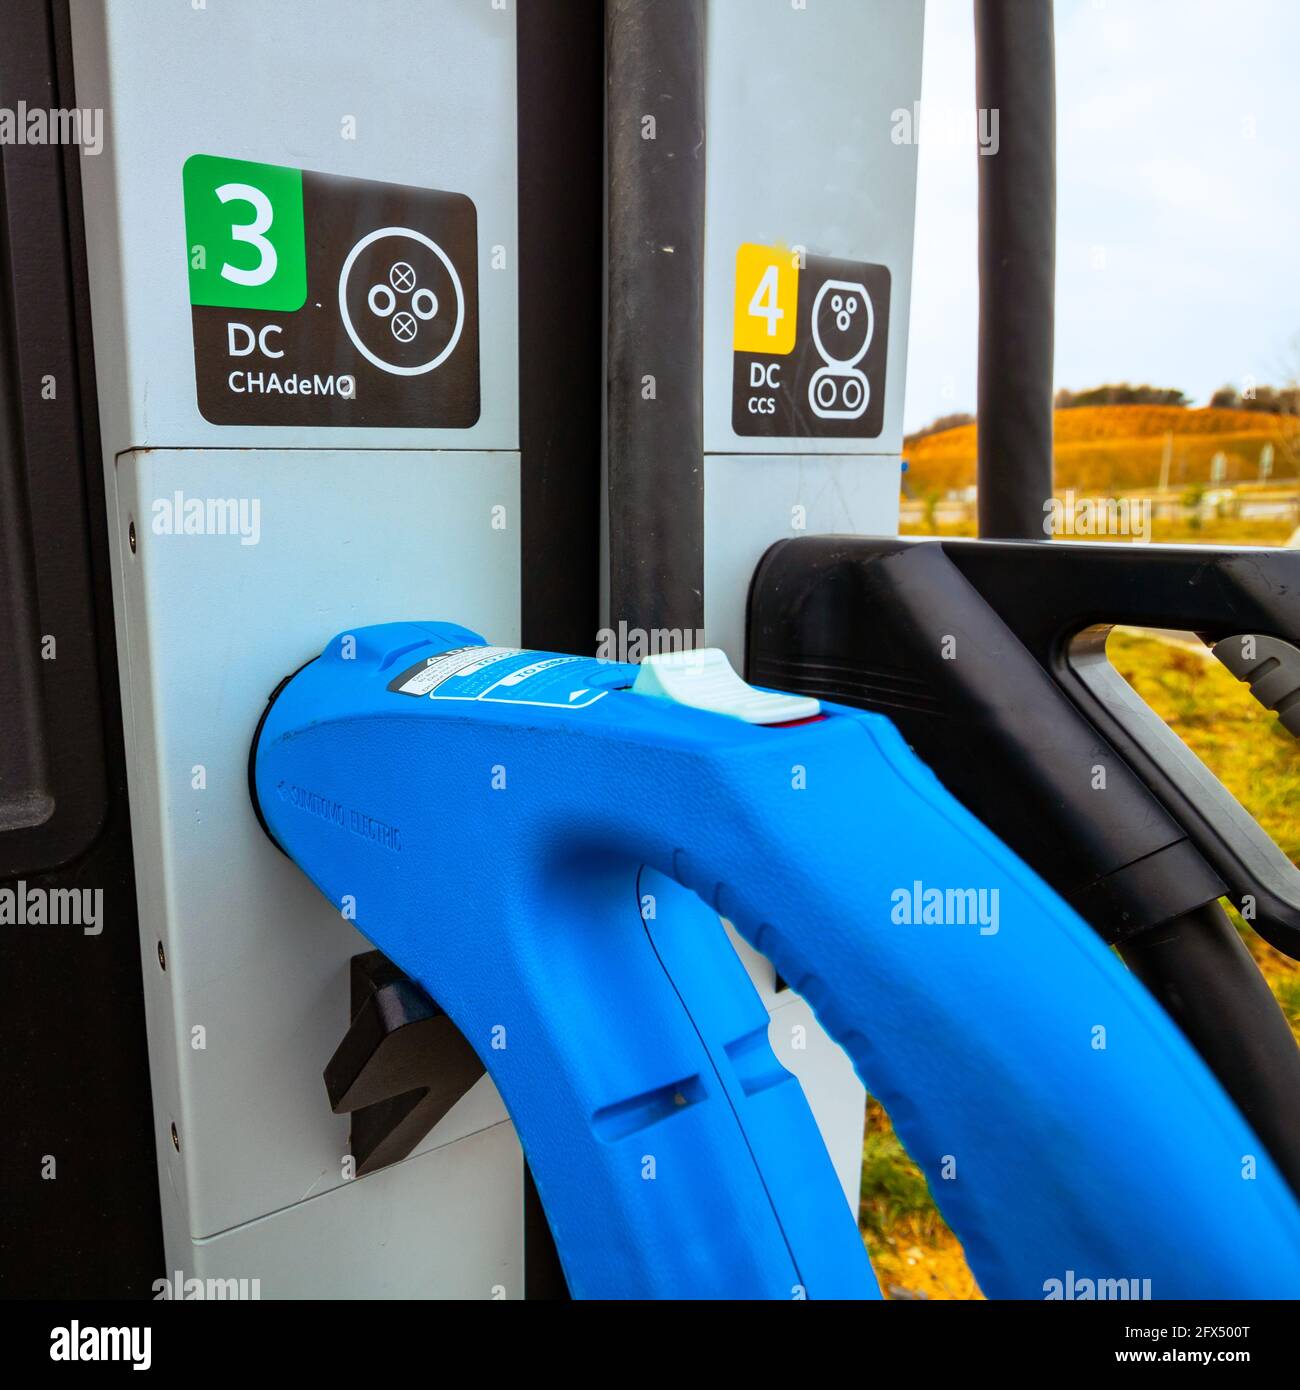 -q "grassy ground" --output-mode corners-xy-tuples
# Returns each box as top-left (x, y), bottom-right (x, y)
(859, 1097), (985, 1300)
(861, 513), (1300, 1299)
